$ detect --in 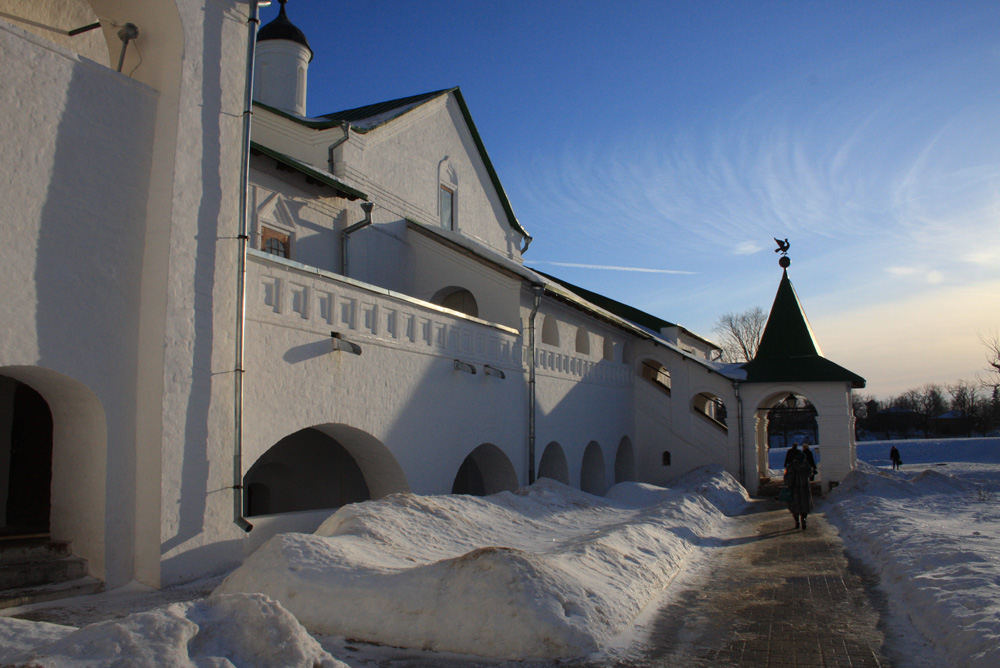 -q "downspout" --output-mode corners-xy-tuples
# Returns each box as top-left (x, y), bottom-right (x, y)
(733, 380), (746, 488)
(342, 201), (374, 277)
(233, 0), (266, 534)
(327, 121), (351, 174)
(527, 284), (544, 484)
